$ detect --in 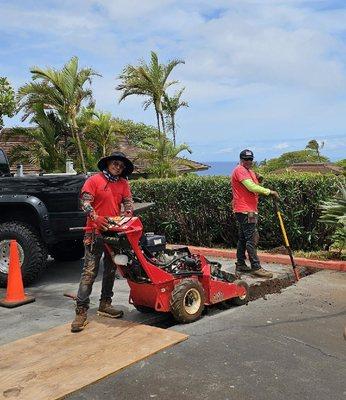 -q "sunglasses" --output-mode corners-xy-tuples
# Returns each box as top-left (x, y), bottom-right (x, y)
(109, 160), (125, 169)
